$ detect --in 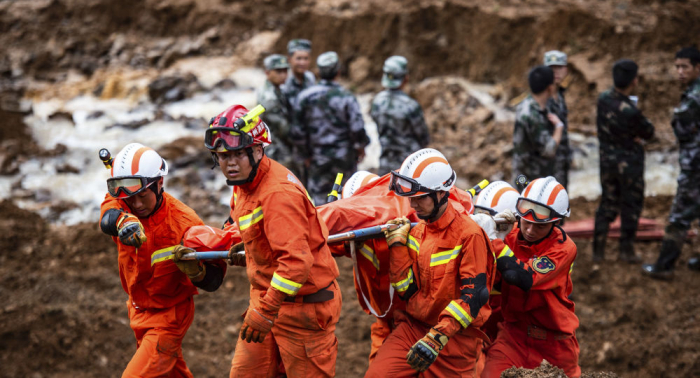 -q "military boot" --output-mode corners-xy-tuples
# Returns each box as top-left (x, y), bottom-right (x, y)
(592, 230), (607, 263)
(618, 241), (641, 264)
